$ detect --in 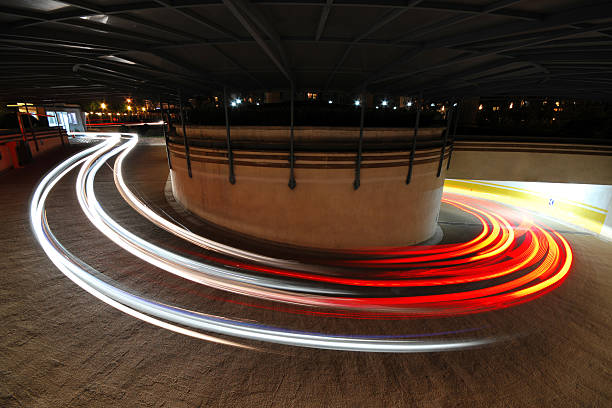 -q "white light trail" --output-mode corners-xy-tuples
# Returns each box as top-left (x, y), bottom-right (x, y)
(29, 132), (495, 352)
